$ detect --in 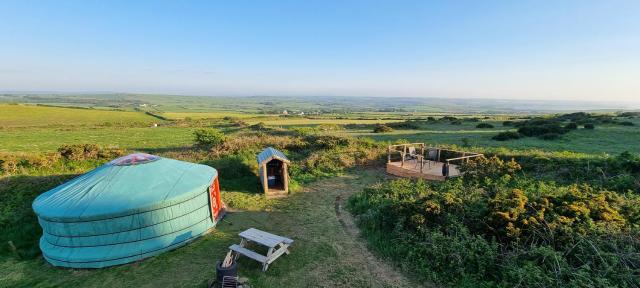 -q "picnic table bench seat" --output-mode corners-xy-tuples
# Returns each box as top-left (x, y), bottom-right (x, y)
(229, 228), (293, 272)
(229, 244), (267, 263)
